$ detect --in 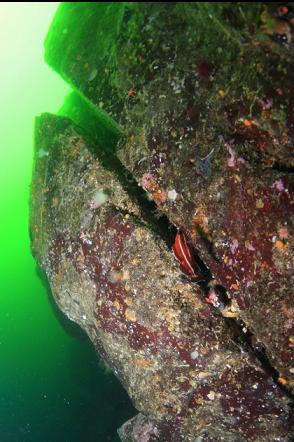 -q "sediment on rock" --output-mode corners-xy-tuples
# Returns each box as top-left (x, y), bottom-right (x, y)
(30, 3), (294, 441)
(31, 113), (293, 441)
